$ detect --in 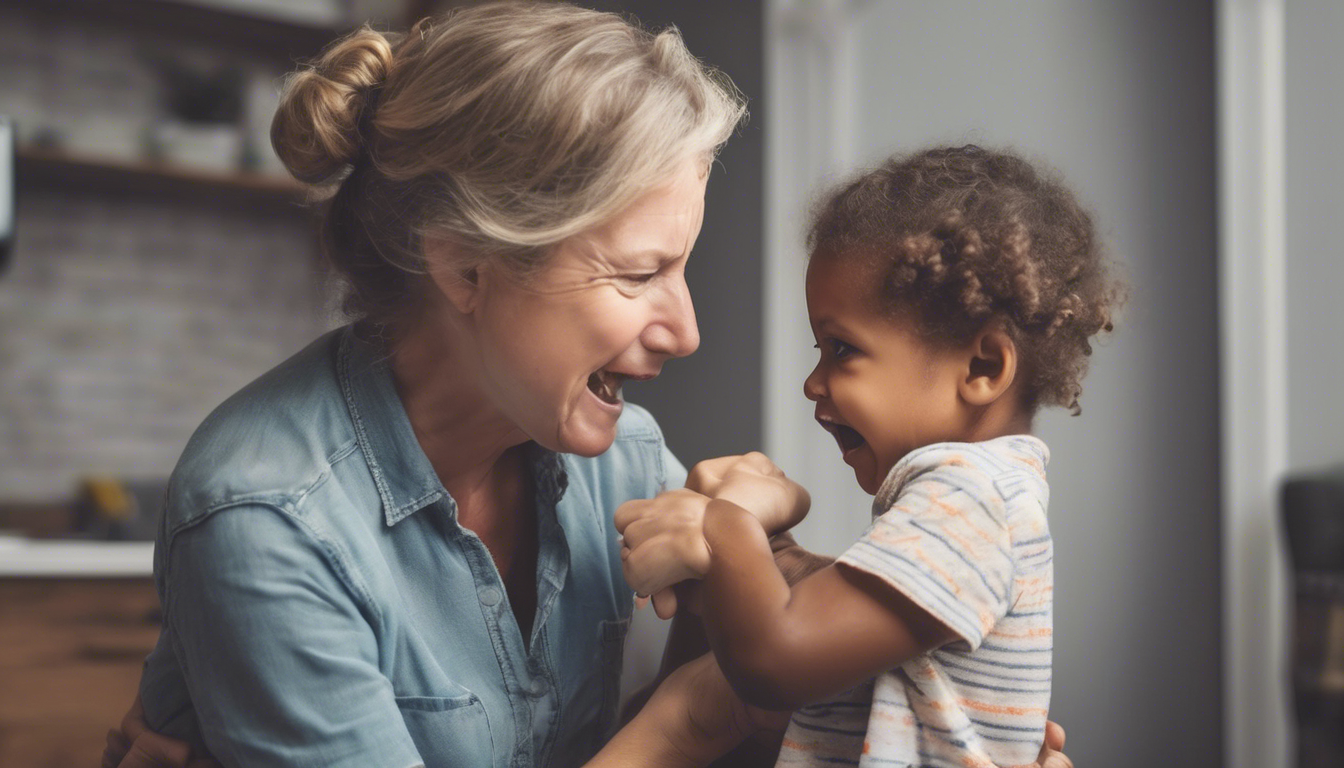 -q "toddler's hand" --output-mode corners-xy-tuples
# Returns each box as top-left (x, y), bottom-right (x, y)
(615, 488), (714, 613)
(686, 452), (810, 534)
